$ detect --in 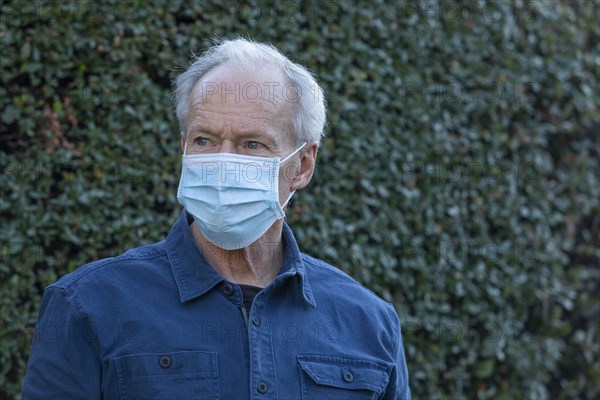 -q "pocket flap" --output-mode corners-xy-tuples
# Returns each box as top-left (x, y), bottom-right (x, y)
(297, 355), (390, 393)
(115, 351), (218, 378)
